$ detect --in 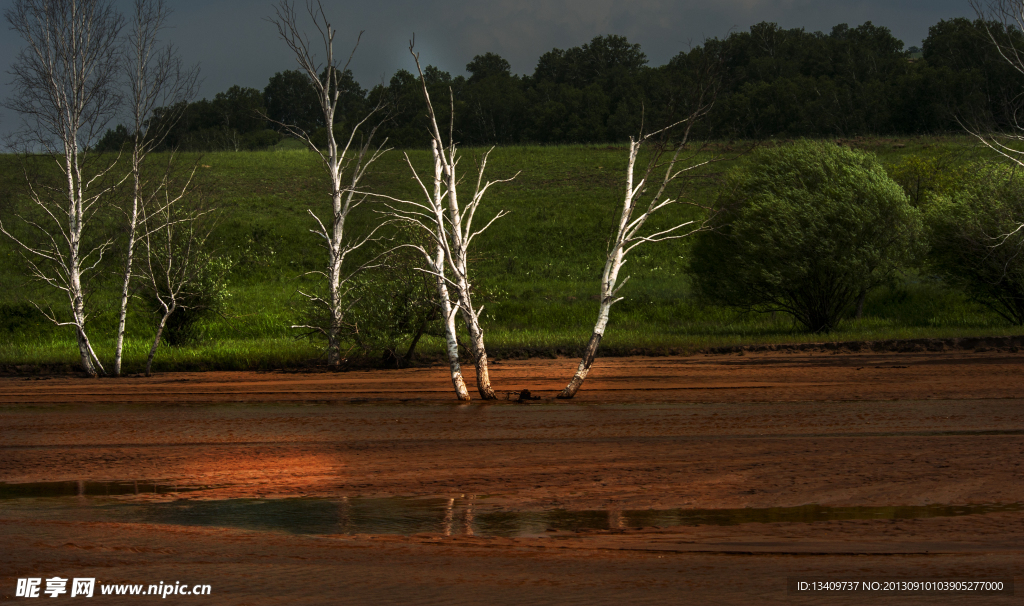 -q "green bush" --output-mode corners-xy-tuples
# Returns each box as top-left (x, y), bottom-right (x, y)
(887, 154), (971, 207)
(292, 225), (444, 367)
(926, 165), (1024, 324)
(689, 141), (924, 332)
(145, 252), (232, 345)
(241, 129), (283, 150)
(0, 302), (38, 334)
(341, 251), (442, 367)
